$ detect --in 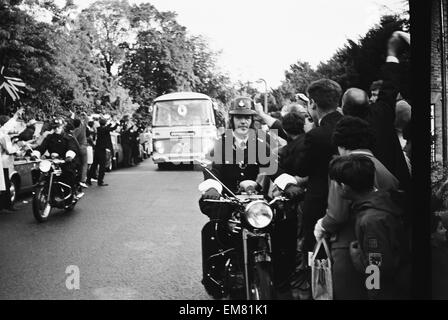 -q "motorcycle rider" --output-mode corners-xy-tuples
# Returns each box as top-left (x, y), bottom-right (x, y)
(198, 96), (299, 298)
(33, 118), (81, 199)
